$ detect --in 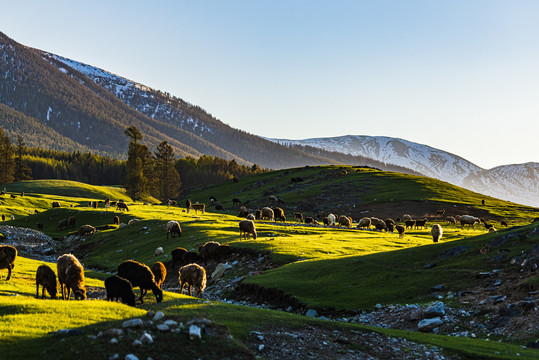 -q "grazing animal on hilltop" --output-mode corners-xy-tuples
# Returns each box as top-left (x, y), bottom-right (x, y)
(67, 216), (76, 228)
(255, 210), (262, 220)
(166, 220), (182, 239)
(500, 220), (508, 227)
(294, 212), (304, 223)
(78, 225), (96, 237)
(117, 260), (163, 304)
(357, 217), (371, 229)
(327, 214), (336, 226)
(261, 207), (274, 221)
(182, 251), (201, 266)
(431, 224), (443, 243)
(57, 254), (86, 300)
(445, 216), (456, 226)
(199, 241), (221, 266)
(414, 218), (428, 229)
(338, 215), (351, 228)
(405, 220), (416, 230)
(104, 275), (136, 306)
(191, 203), (205, 214)
(52, 201), (61, 208)
(239, 219), (257, 240)
(56, 218), (68, 230)
(460, 215), (480, 229)
(0, 245), (17, 280)
(36, 264), (57, 299)
(116, 202), (129, 211)
(396, 225), (405, 238)
(179, 263), (207, 297)
(274, 207), (286, 222)
(238, 210), (249, 218)
(436, 209), (445, 218)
